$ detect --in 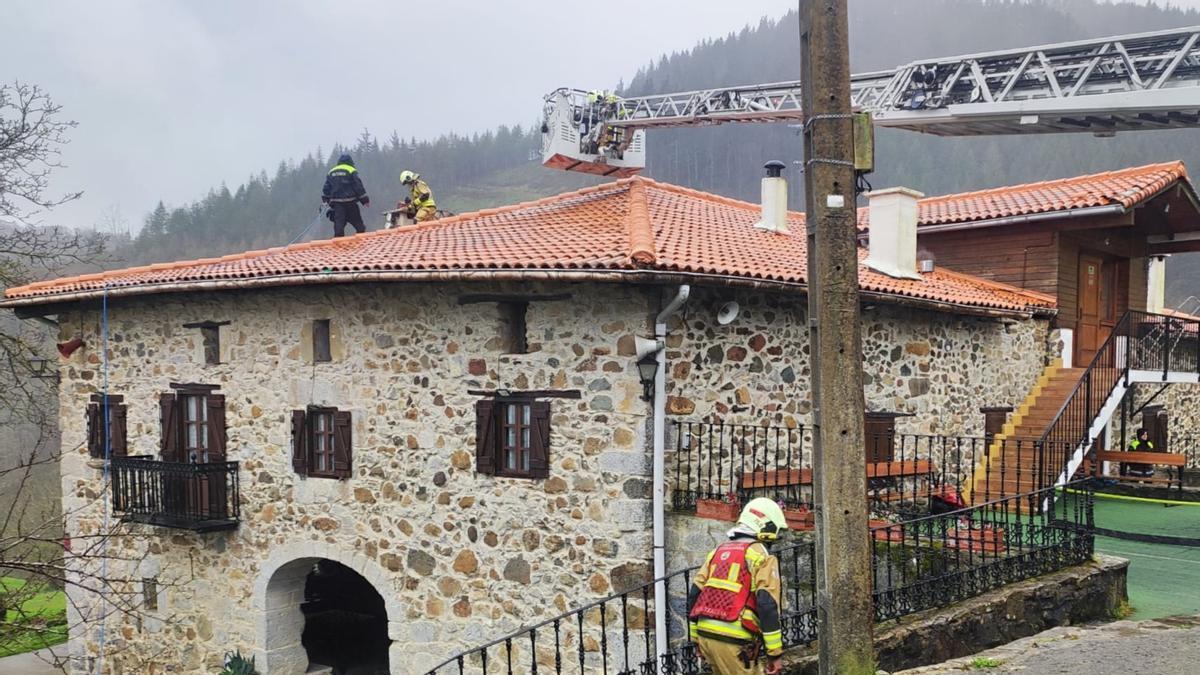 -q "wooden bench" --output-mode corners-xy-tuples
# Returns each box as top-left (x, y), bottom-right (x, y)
(1093, 450), (1186, 496)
